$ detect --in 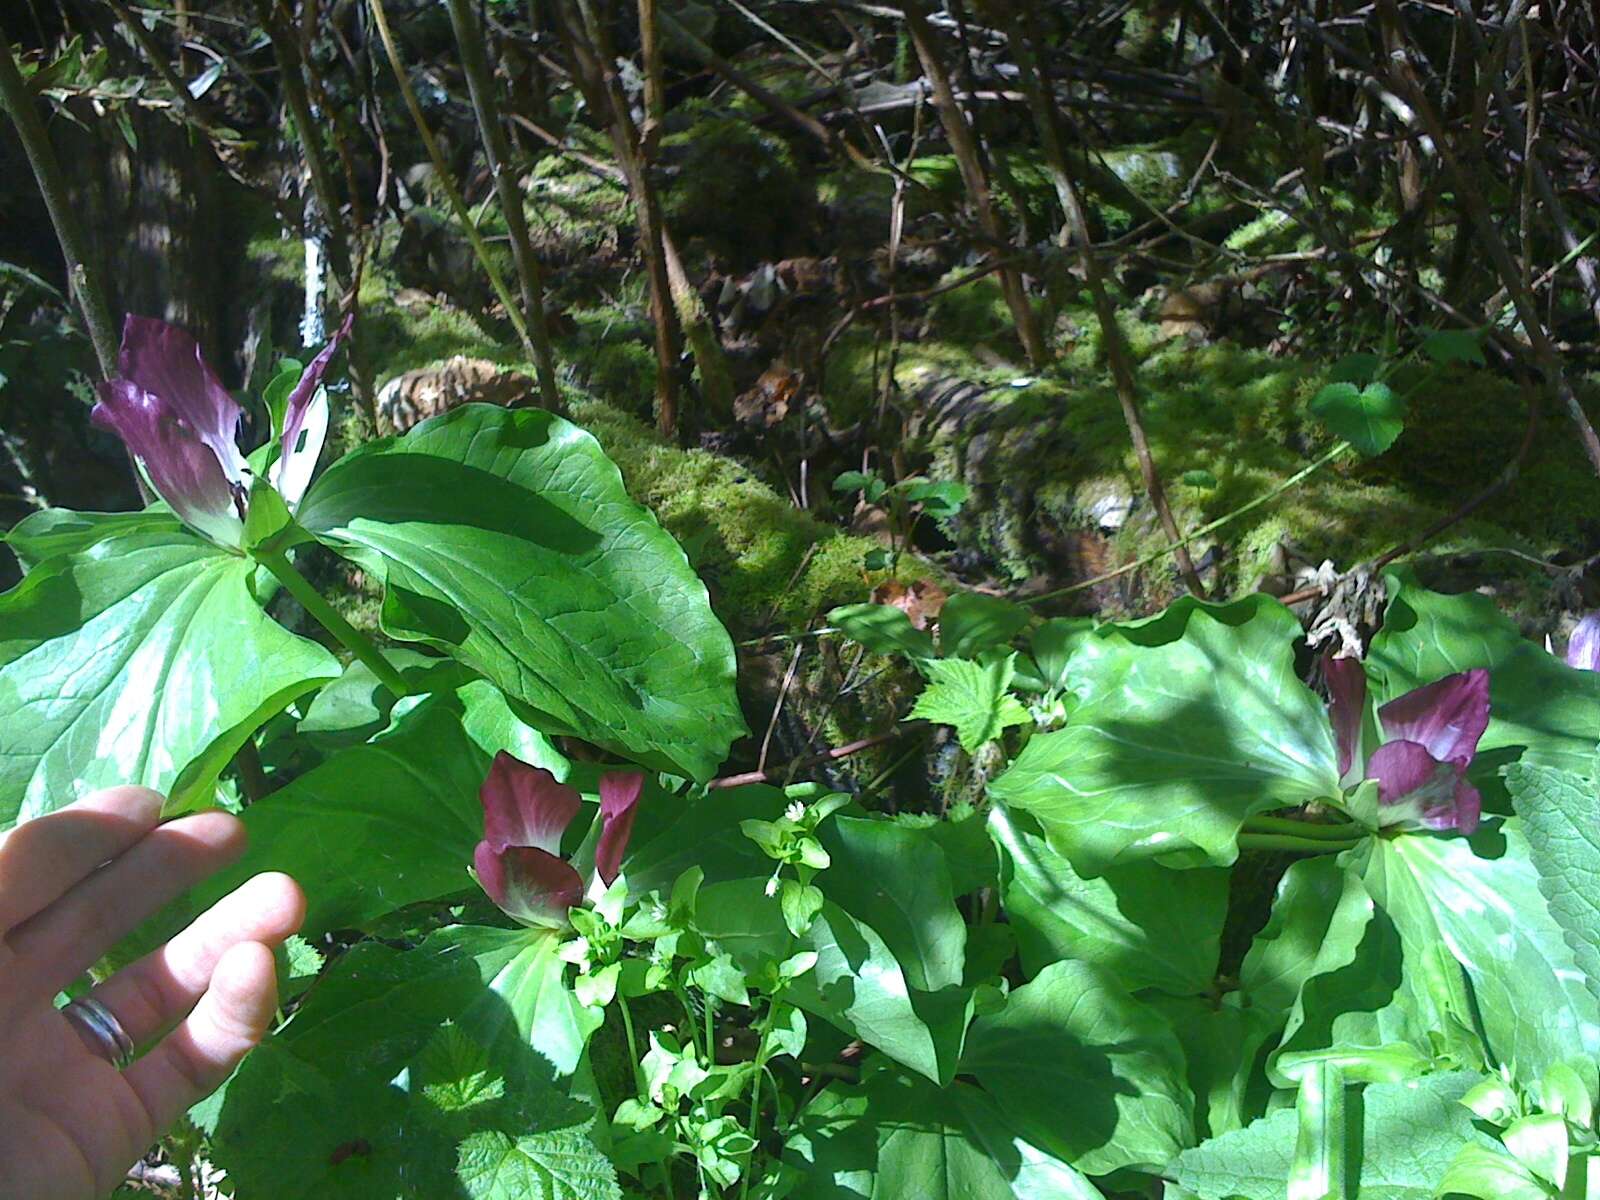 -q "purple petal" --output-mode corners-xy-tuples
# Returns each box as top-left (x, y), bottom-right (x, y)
(479, 751), (580, 855)
(1324, 652), (1368, 779)
(1567, 614), (1600, 672)
(275, 313), (352, 506)
(1378, 669), (1490, 766)
(1367, 738), (1477, 832)
(1367, 739), (1446, 807)
(1442, 778), (1482, 835)
(594, 771), (645, 886)
(117, 316), (247, 485)
(473, 841), (582, 927)
(91, 380), (243, 545)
